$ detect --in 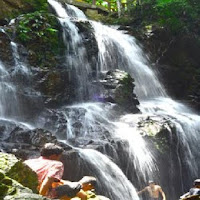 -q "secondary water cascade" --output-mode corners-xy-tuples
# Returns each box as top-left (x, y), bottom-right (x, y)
(0, 0), (199, 199)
